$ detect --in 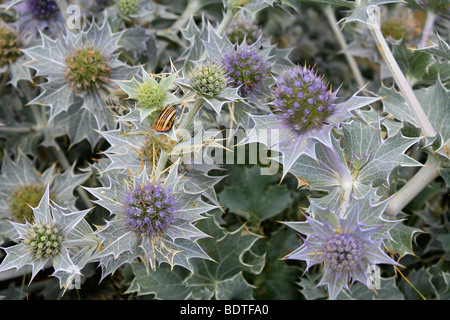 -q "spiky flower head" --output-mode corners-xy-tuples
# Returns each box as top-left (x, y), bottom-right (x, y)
(0, 26), (23, 67)
(23, 17), (136, 144)
(226, 18), (262, 45)
(26, 0), (59, 21)
(222, 47), (267, 97)
(188, 60), (228, 97)
(283, 197), (398, 299)
(115, 66), (179, 123)
(123, 182), (177, 237)
(8, 184), (47, 223)
(272, 65), (337, 135)
(64, 46), (111, 93)
(244, 64), (379, 176)
(137, 79), (167, 112)
(22, 221), (63, 260)
(85, 165), (216, 276)
(0, 186), (95, 286)
(118, 0), (138, 16)
(0, 150), (90, 241)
